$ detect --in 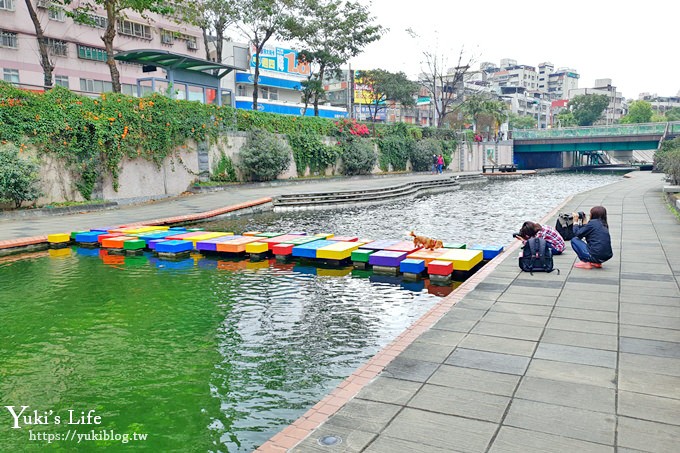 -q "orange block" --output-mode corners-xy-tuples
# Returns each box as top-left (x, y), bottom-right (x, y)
(215, 236), (261, 253)
(101, 236), (135, 249)
(428, 259), (453, 276)
(97, 232), (125, 243)
(406, 248), (448, 266)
